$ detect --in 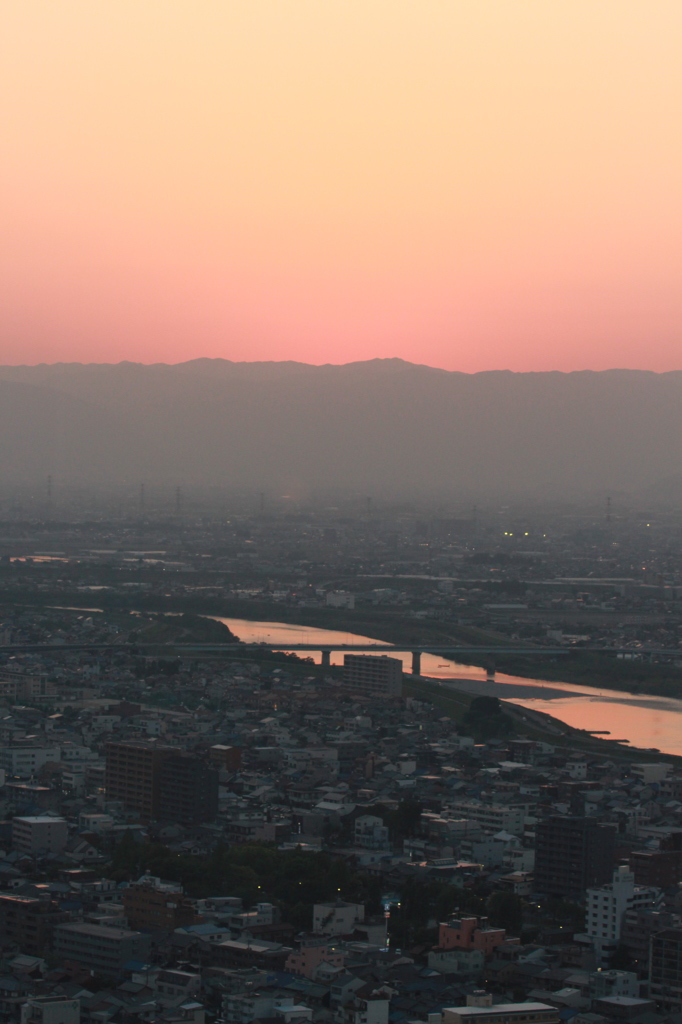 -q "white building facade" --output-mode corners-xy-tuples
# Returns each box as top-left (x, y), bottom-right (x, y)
(586, 865), (659, 964)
